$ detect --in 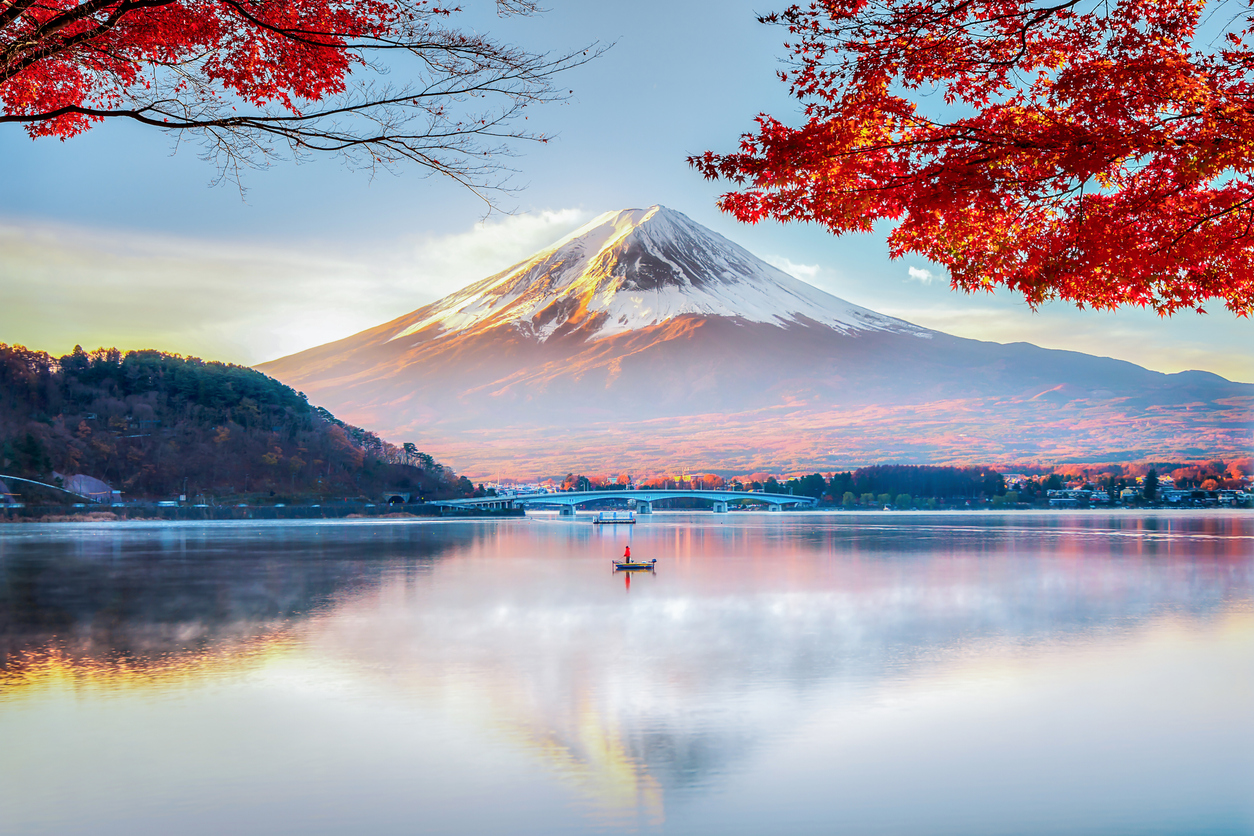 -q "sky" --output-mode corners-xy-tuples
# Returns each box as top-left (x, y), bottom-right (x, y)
(1, 0), (1250, 383)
